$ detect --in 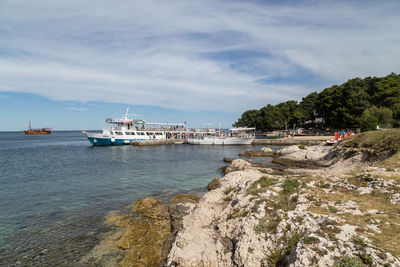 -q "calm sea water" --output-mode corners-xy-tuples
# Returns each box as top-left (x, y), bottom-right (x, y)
(0, 131), (278, 266)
